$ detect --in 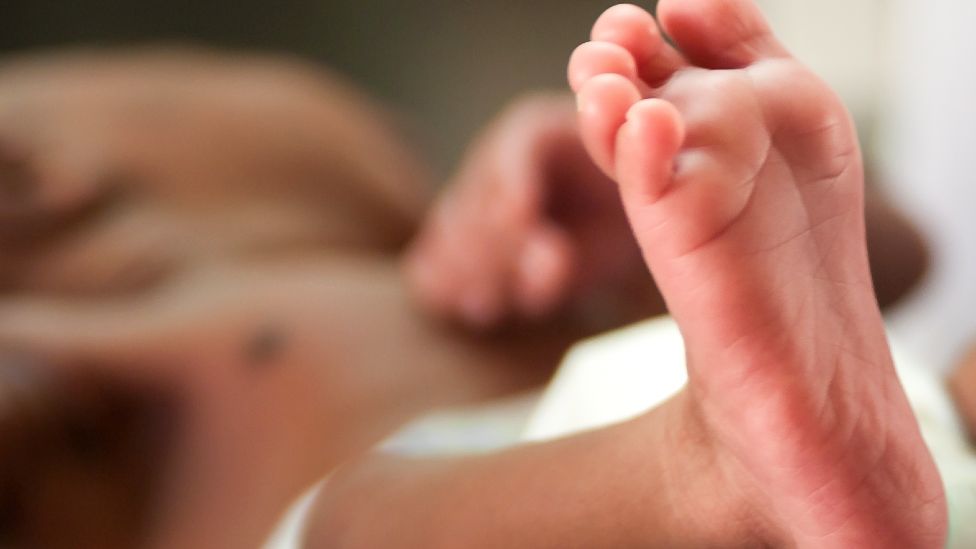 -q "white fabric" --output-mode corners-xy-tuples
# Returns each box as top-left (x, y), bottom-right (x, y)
(523, 316), (976, 547)
(878, 0), (976, 372)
